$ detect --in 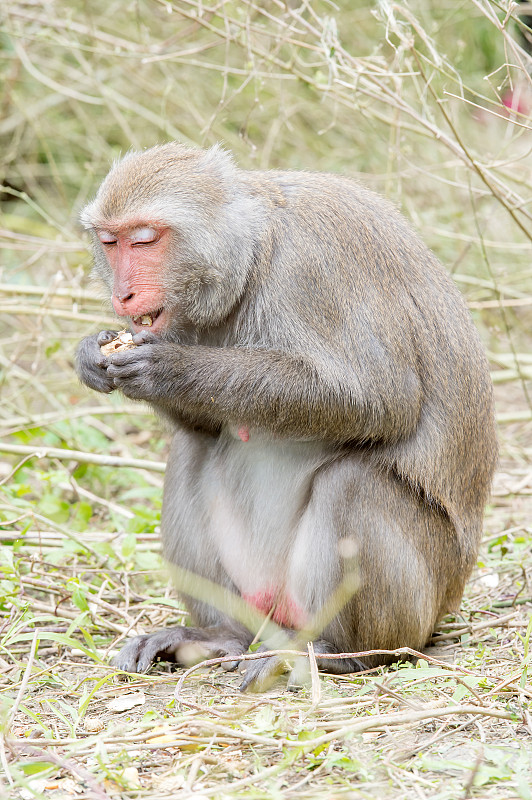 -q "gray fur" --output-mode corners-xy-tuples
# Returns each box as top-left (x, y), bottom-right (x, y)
(75, 143), (497, 690)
